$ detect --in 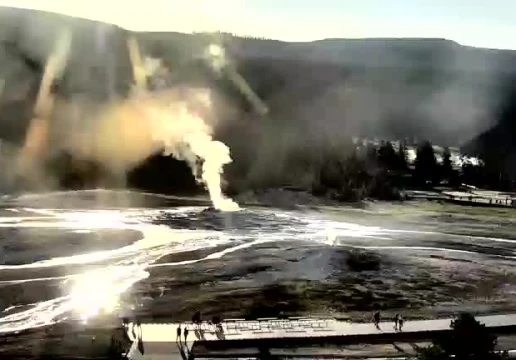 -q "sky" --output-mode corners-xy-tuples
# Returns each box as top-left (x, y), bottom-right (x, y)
(0, 0), (515, 50)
